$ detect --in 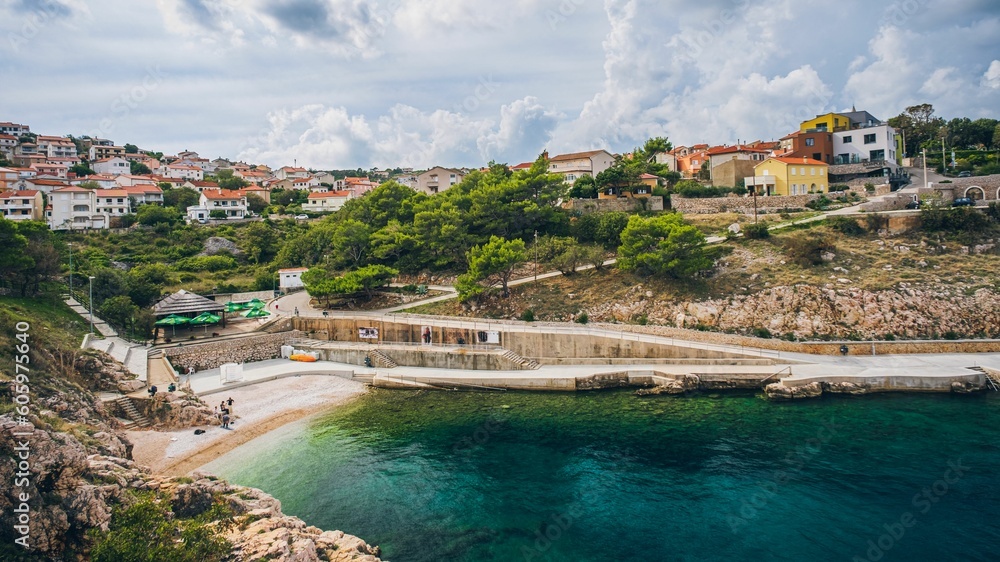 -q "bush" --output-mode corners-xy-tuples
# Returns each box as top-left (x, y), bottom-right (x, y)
(828, 216), (865, 236)
(806, 196), (832, 211)
(520, 309), (536, 322)
(743, 221), (771, 240)
(864, 213), (889, 233)
(209, 210), (227, 220)
(783, 232), (835, 266)
(575, 312), (589, 324)
(829, 184), (849, 192)
(753, 327), (772, 339)
(942, 331), (961, 340)
(176, 255), (238, 272)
